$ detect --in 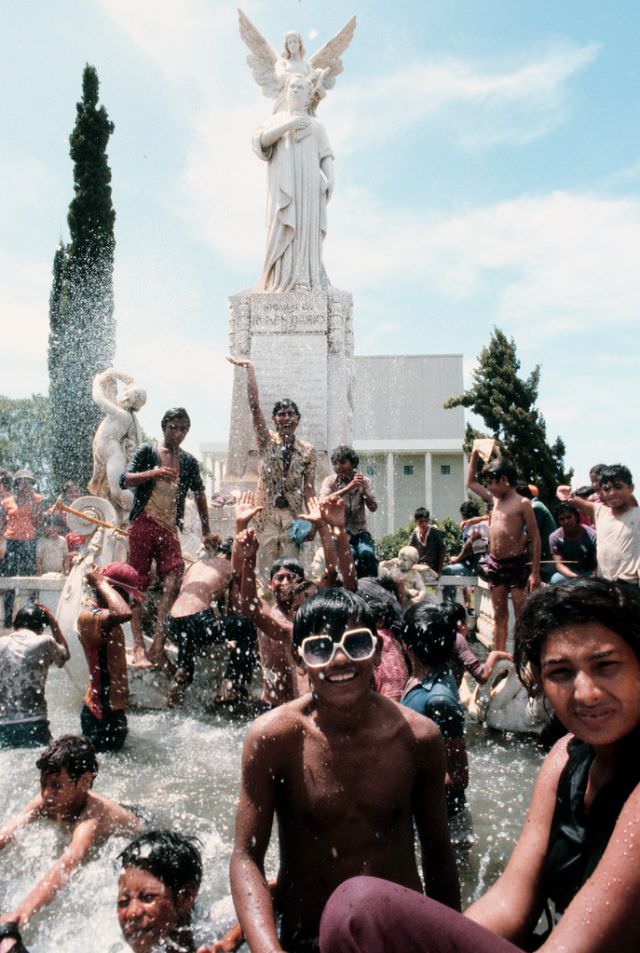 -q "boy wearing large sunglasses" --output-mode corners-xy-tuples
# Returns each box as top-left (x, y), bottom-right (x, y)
(230, 588), (460, 953)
